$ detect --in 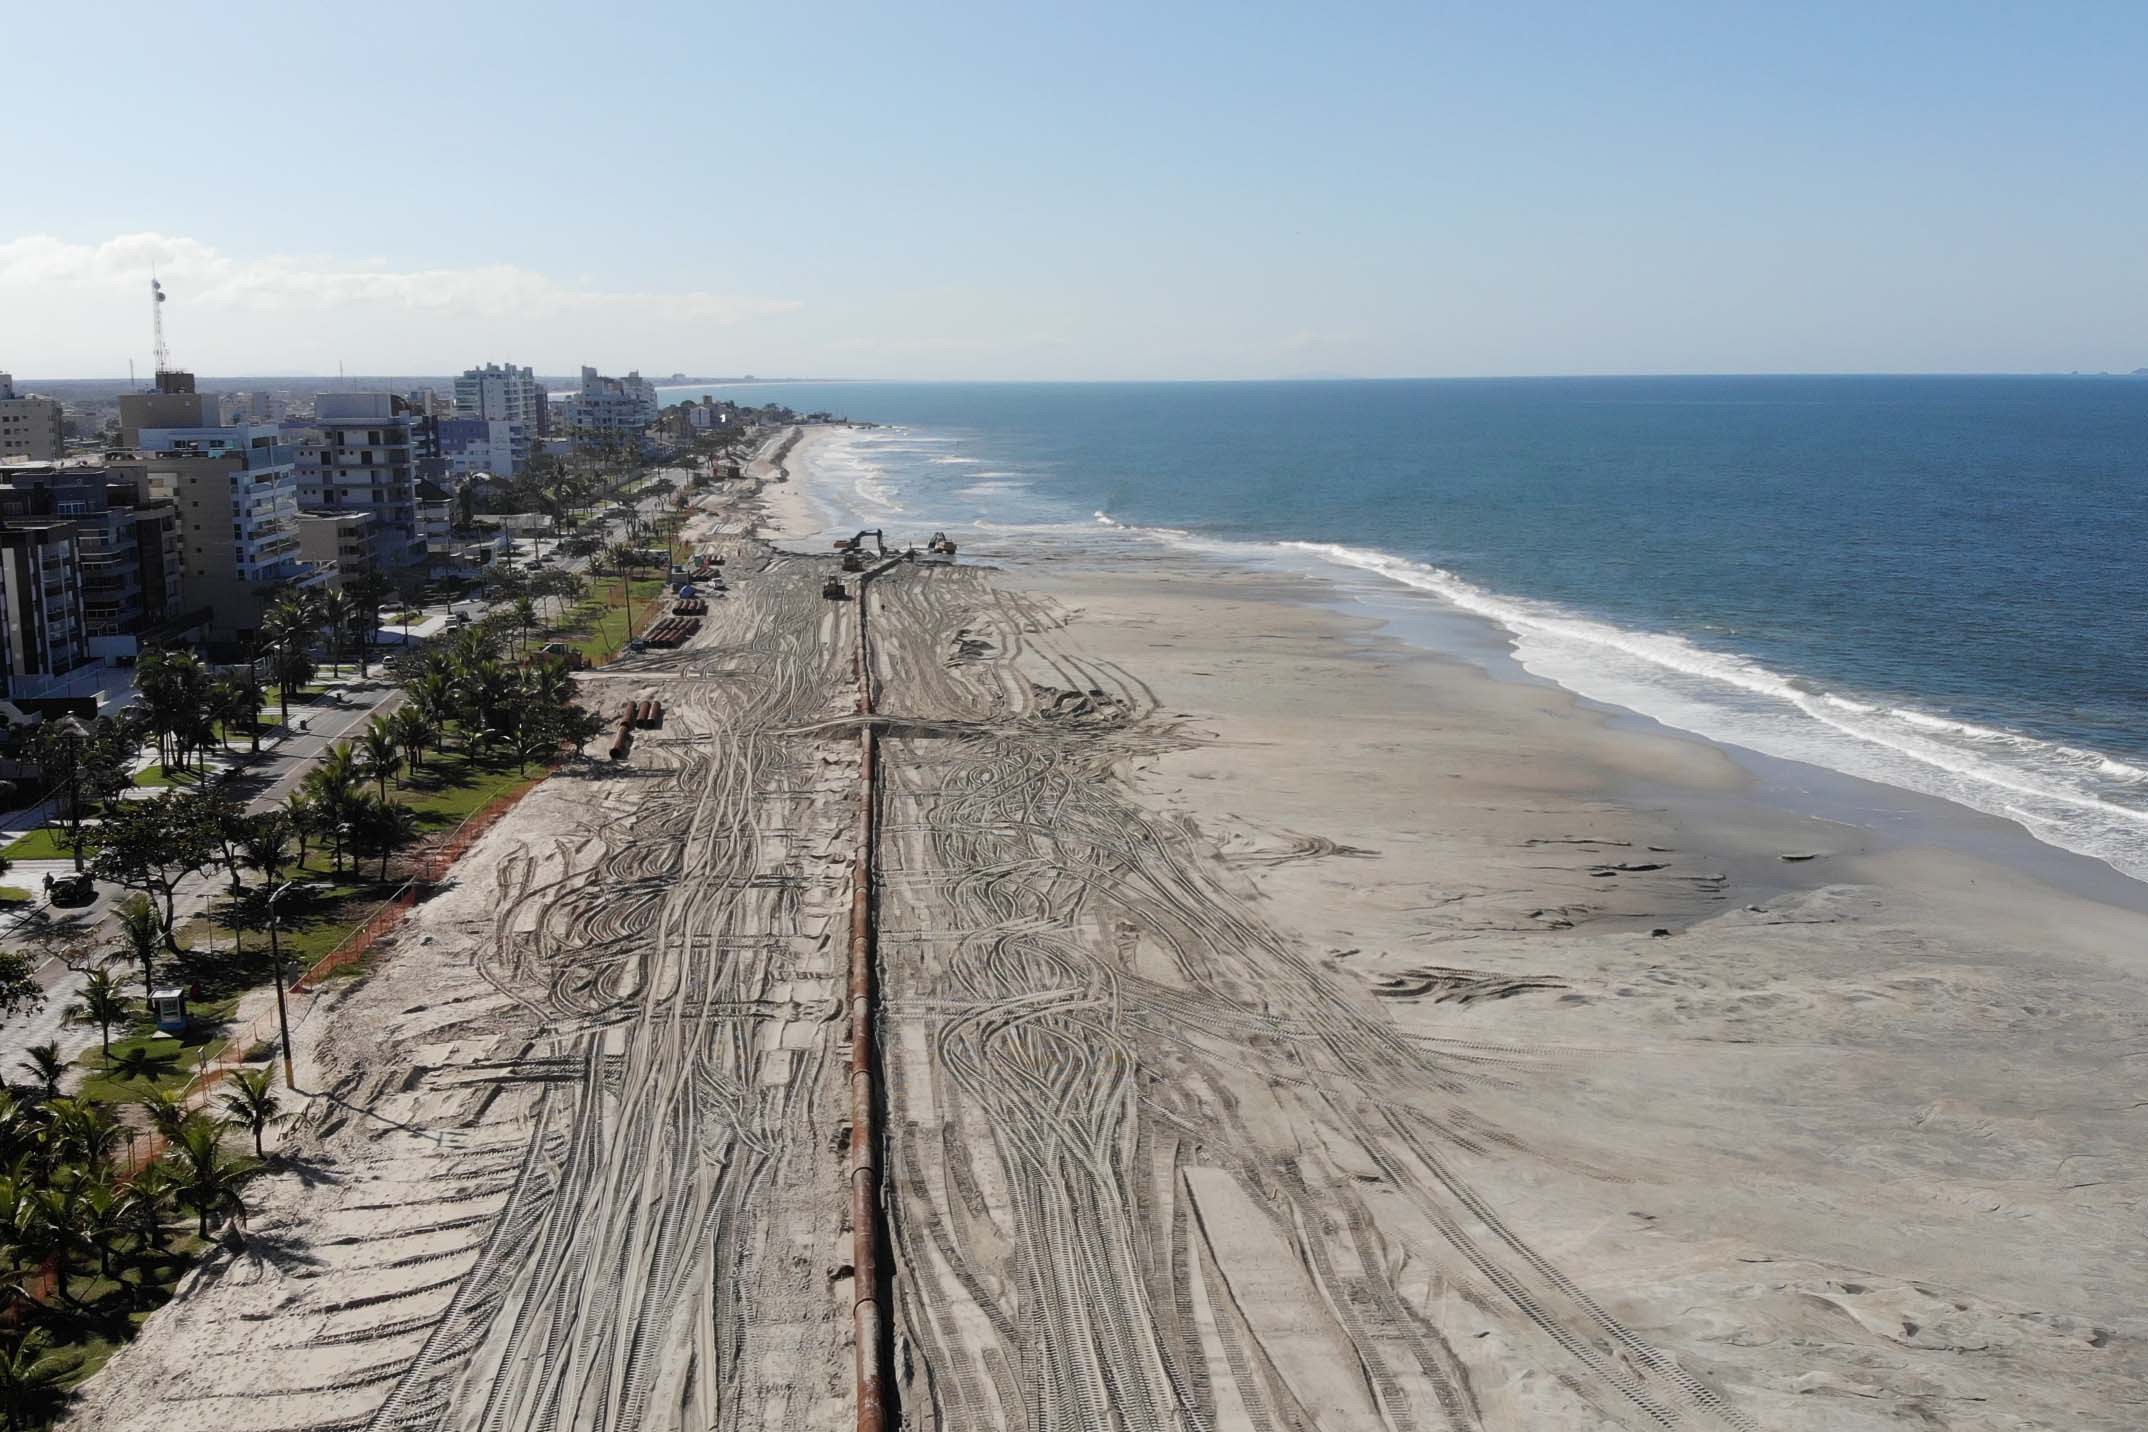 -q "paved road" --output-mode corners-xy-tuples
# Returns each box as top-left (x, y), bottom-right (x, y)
(0, 675), (402, 1071)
